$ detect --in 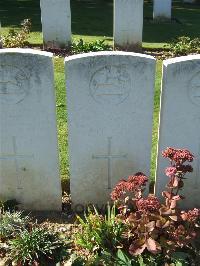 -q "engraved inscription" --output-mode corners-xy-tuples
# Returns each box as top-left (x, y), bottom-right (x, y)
(188, 72), (200, 106)
(0, 137), (34, 190)
(0, 65), (29, 104)
(92, 137), (127, 189)
(90, 65), (131, 105)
